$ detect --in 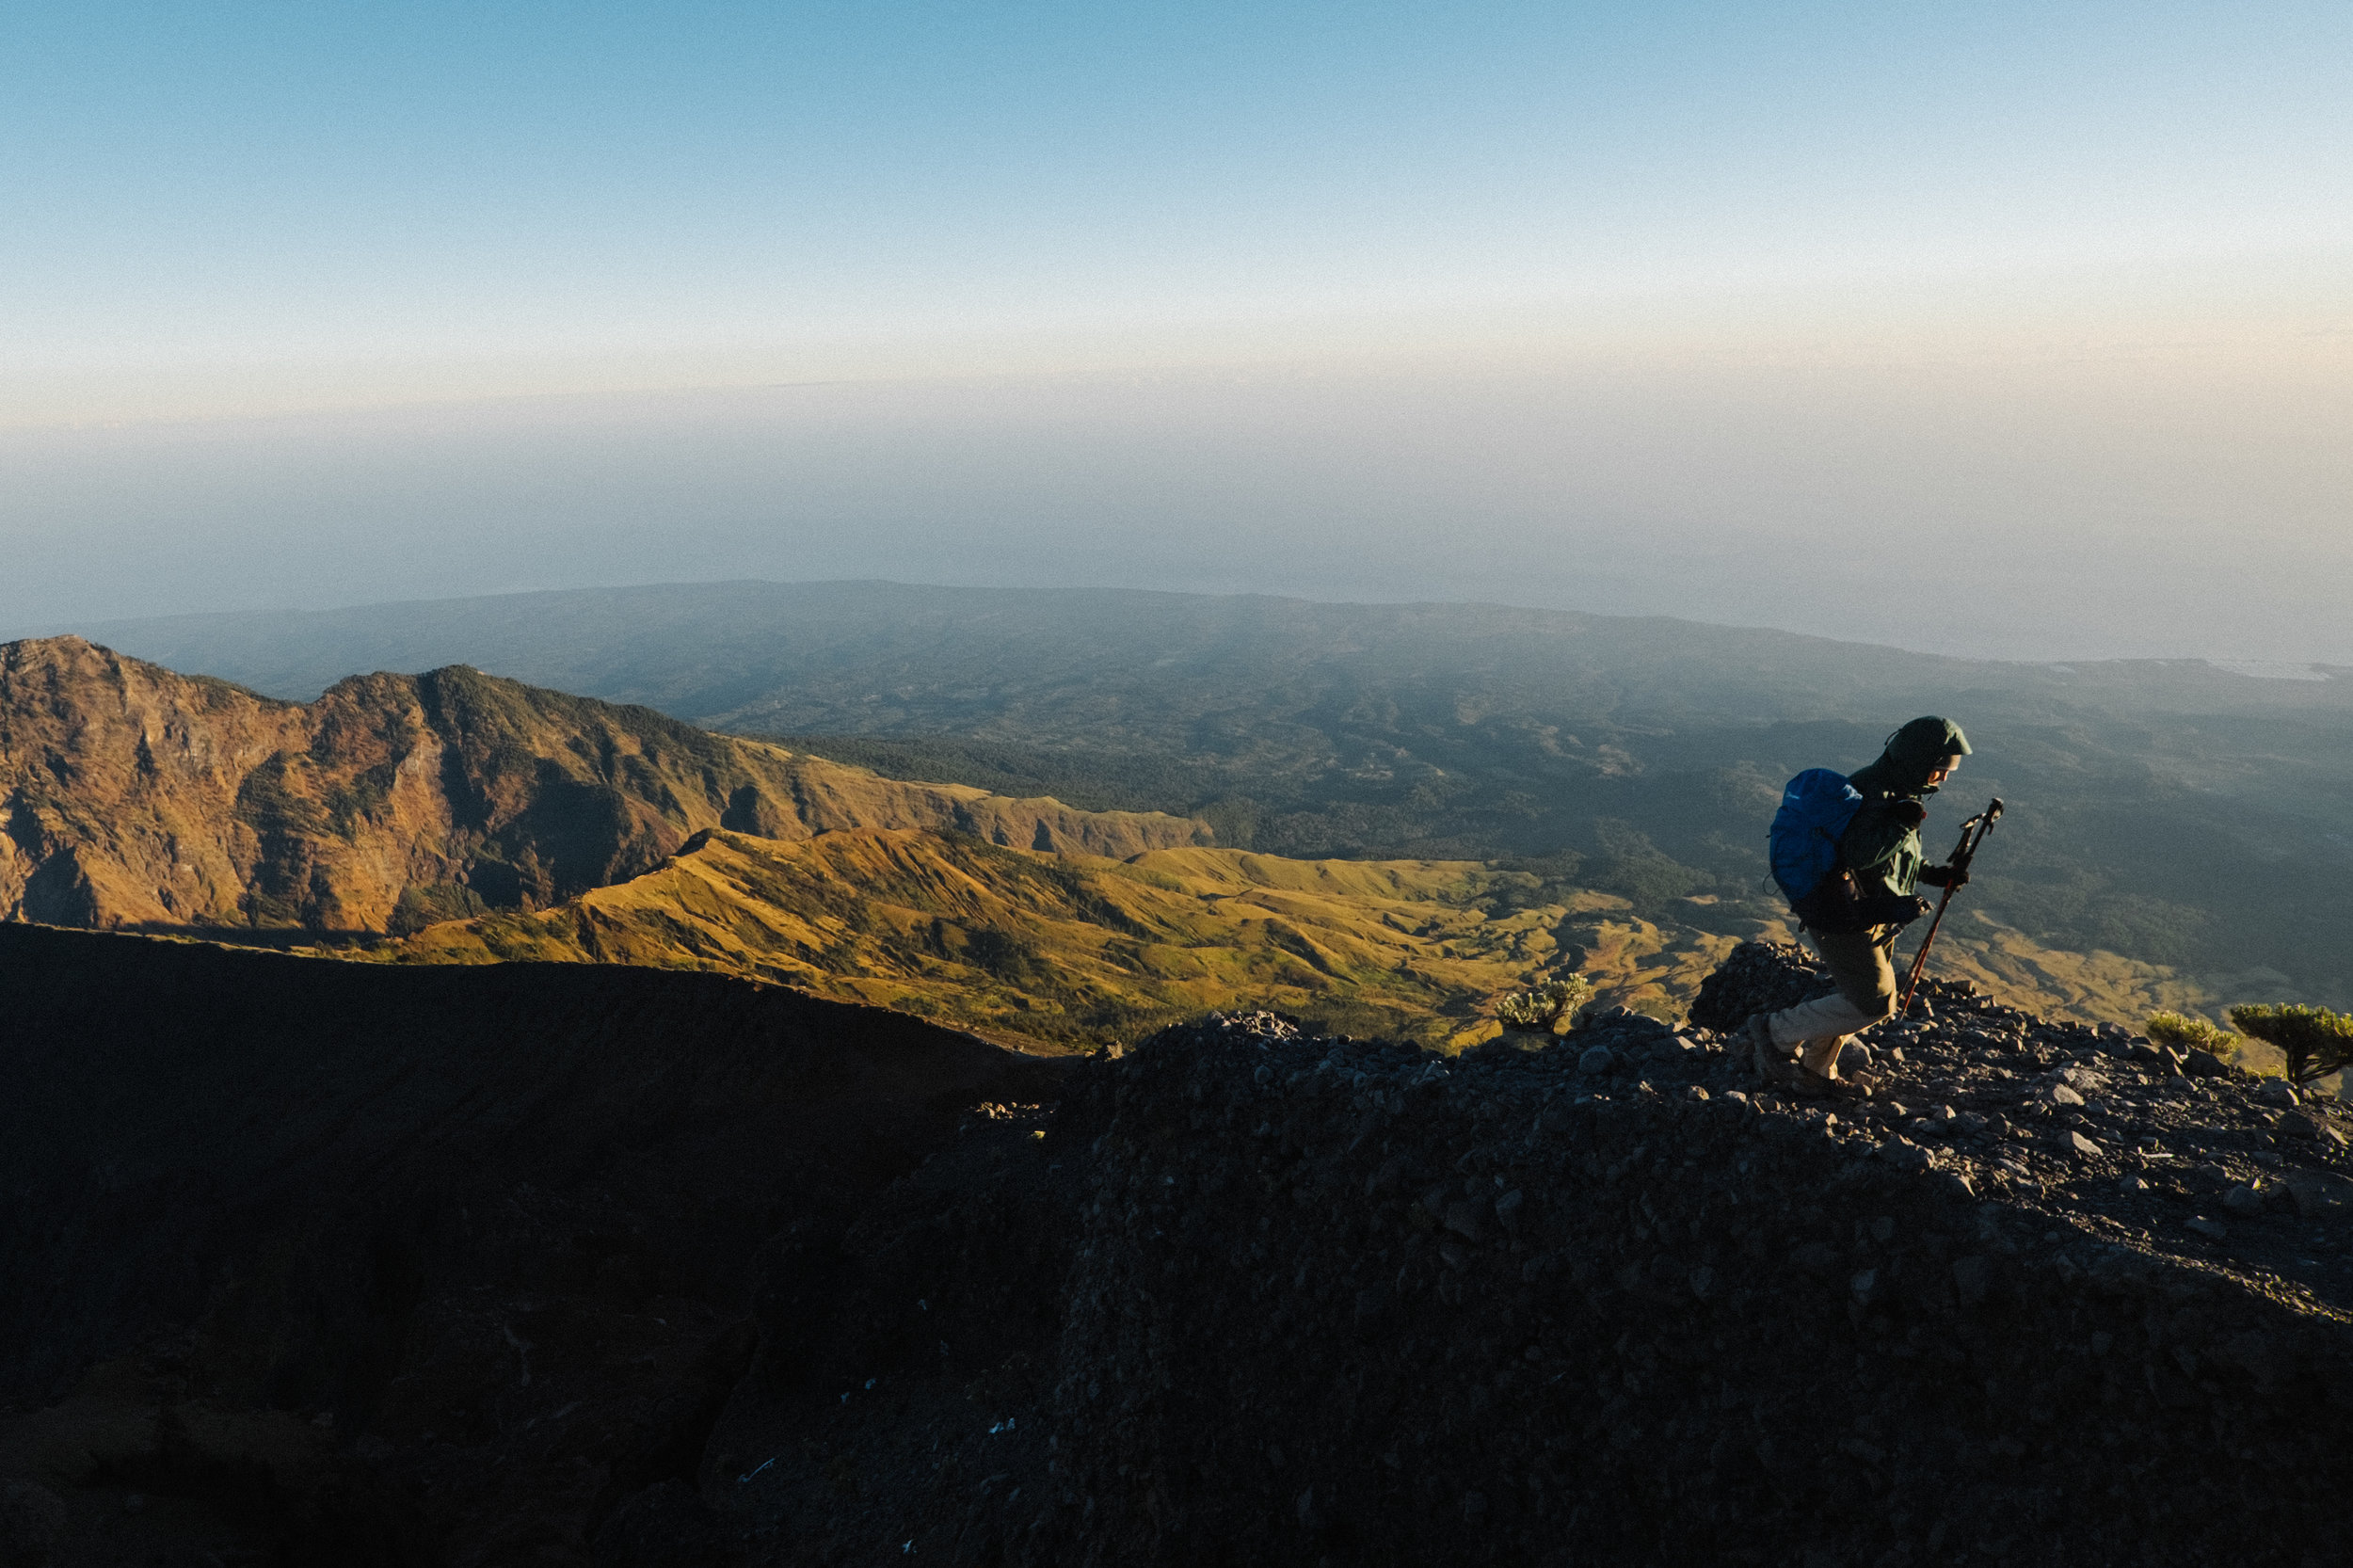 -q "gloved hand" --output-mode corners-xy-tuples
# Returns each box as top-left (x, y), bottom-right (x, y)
(1916, 863), (1969, 888)
(1855, 892), (1935, 928)
(1890, 800), (1928, 829)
